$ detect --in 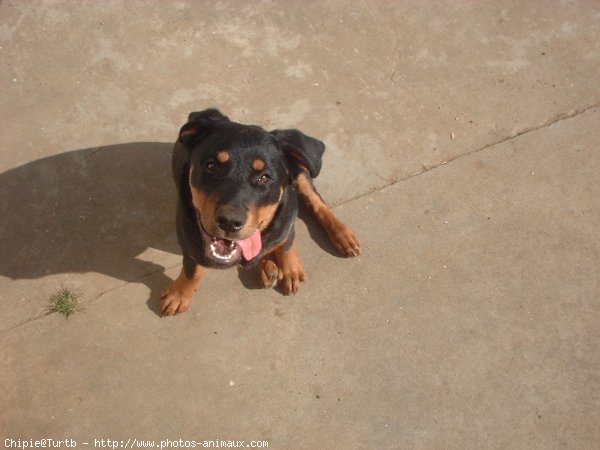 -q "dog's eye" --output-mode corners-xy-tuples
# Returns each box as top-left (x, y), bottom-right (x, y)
(257, 174), (272, 184)
(204, 160), (217, 172)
